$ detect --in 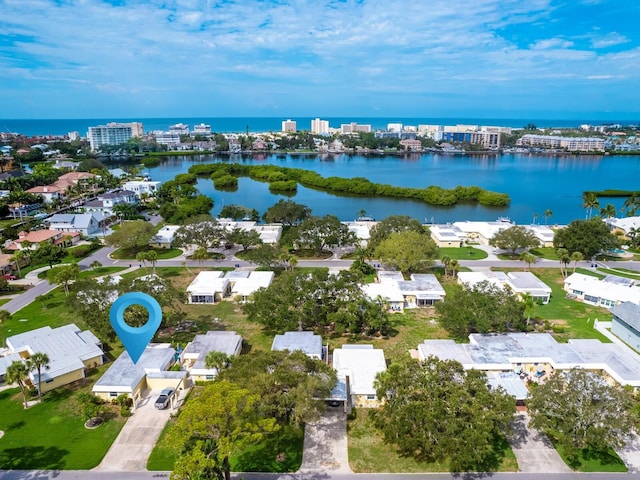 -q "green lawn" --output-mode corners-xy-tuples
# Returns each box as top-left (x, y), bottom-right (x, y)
(347, 409), (518, 473)
(38, 265), (128, 280)
(5, 287), (78, 337)
(552, 441), (626, 472)
(596, 267), (640, 280)
(0, 387), (126, 470)
(439, 246), (488, 260)
(530, 247), (560, 260)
